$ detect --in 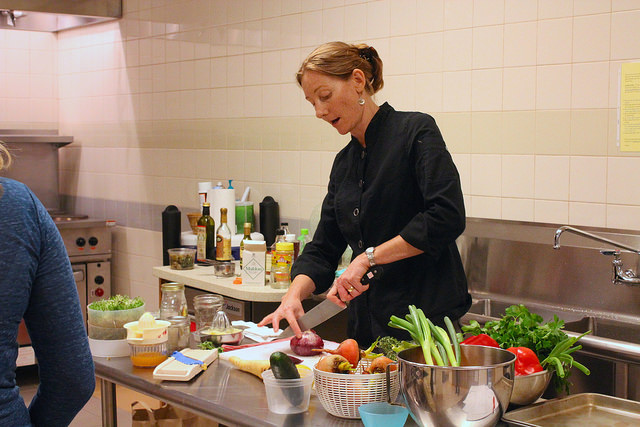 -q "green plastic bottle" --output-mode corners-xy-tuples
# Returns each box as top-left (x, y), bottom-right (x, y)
(298, 228), (310, 254)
